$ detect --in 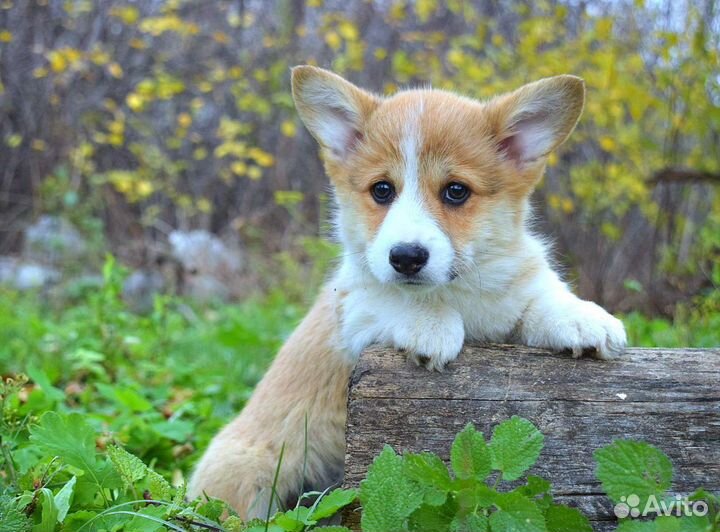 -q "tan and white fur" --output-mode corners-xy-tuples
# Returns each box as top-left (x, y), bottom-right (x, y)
(188, 66), (627, 518)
